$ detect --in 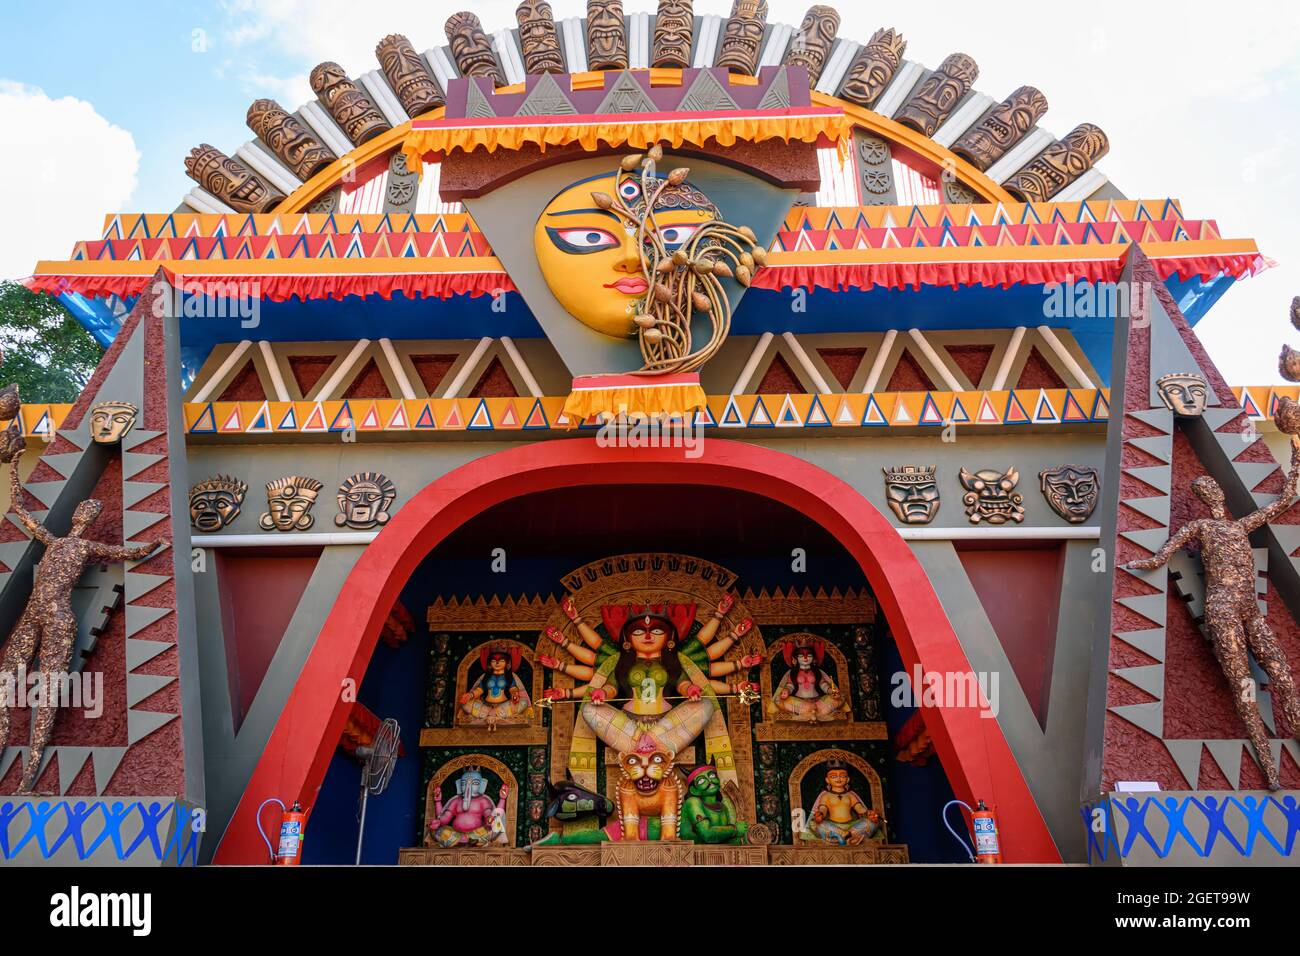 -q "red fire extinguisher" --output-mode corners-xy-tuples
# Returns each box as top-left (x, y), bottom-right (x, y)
(942, 798), (1002, 864)
(257, 798), (308, 865)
